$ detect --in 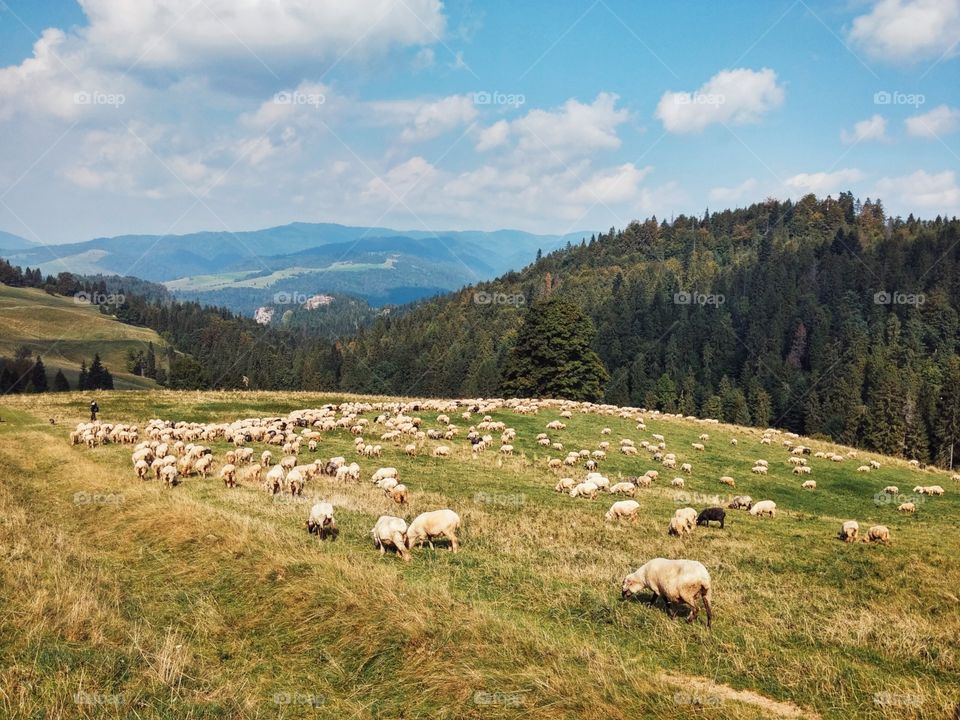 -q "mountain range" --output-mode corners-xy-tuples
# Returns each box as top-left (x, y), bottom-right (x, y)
(0, 222), (590, 312)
